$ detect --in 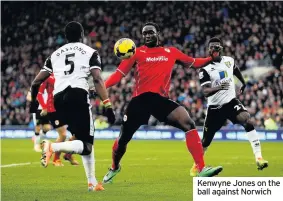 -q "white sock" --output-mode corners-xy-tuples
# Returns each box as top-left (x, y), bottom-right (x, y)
(247, 129), (262, 160)
(51, 140), (84, 154)
(81, 147), (97, 185)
